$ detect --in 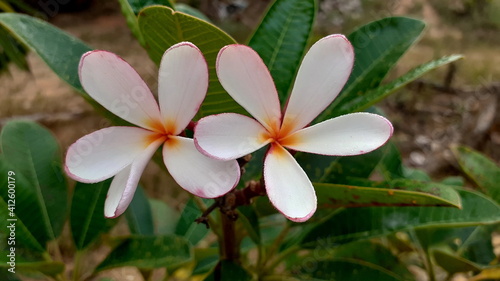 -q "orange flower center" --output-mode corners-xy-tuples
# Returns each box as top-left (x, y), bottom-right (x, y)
(144, 119), (180, 147)
(262, 122), (298, 147)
